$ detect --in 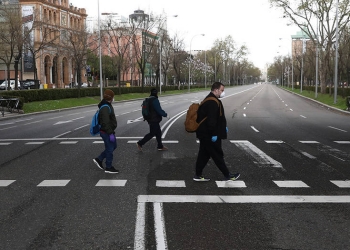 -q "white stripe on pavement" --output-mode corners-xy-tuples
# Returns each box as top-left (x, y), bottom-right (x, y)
(138, 195), (350, 203)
